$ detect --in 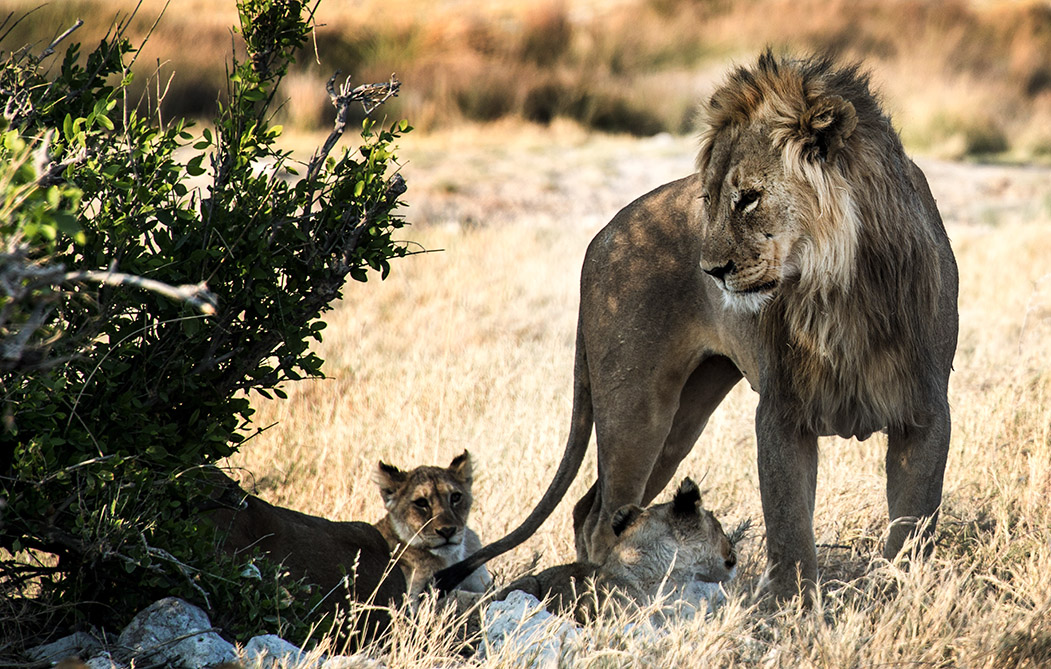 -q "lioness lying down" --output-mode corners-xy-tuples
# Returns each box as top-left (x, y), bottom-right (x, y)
(374, 450), (492, 598)
(204, 469), (405, 647)
(499, 478), (736, 622)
